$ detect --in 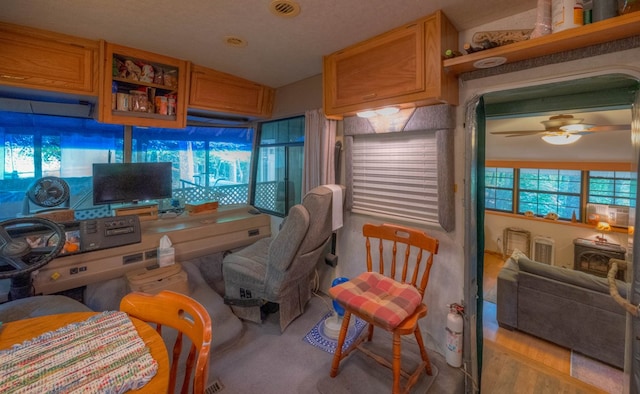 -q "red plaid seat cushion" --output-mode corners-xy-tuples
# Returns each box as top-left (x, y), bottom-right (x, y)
(329, 272), (423, 330)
